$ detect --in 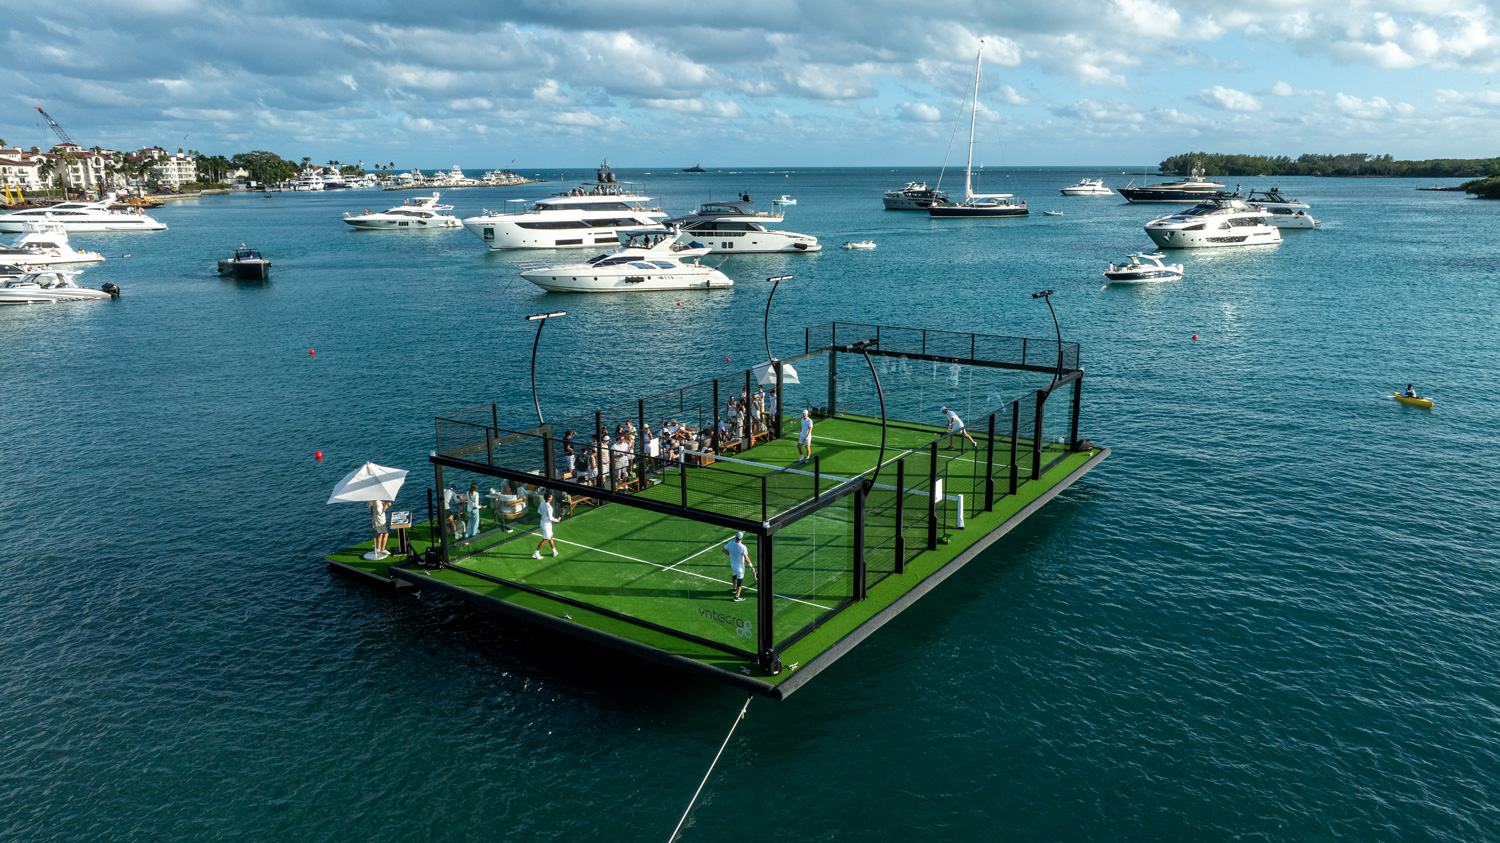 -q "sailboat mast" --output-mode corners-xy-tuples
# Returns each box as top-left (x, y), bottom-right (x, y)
(965, 40), (984, 202)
